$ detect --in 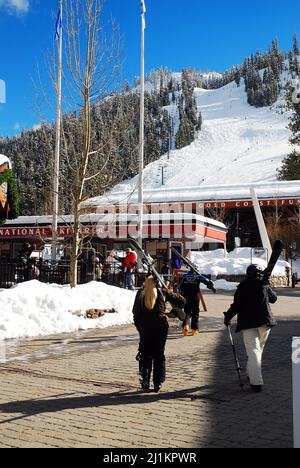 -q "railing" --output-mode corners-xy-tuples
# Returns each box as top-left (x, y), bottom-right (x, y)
(0, 259), (172, 289)
(0, 259), (127, 289)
